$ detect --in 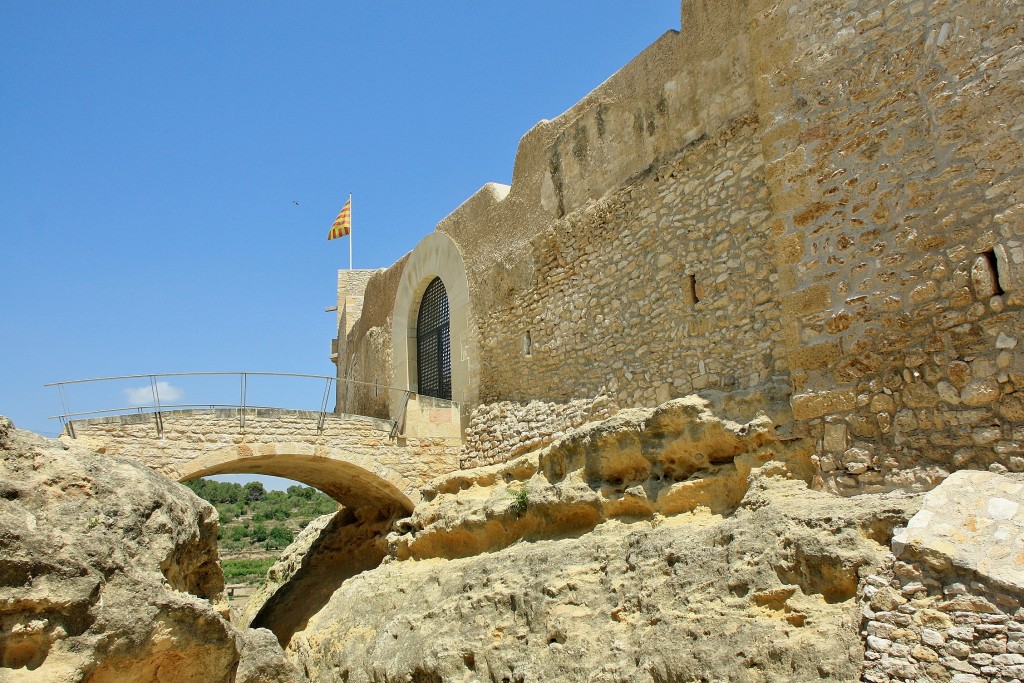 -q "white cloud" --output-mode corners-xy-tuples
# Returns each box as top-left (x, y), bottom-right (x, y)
(124, 381), (184, 407)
